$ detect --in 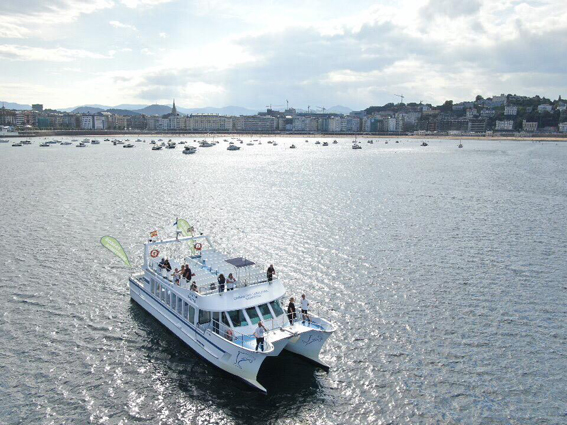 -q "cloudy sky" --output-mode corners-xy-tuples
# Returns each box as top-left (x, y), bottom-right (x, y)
(1, 0), (566, 110)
